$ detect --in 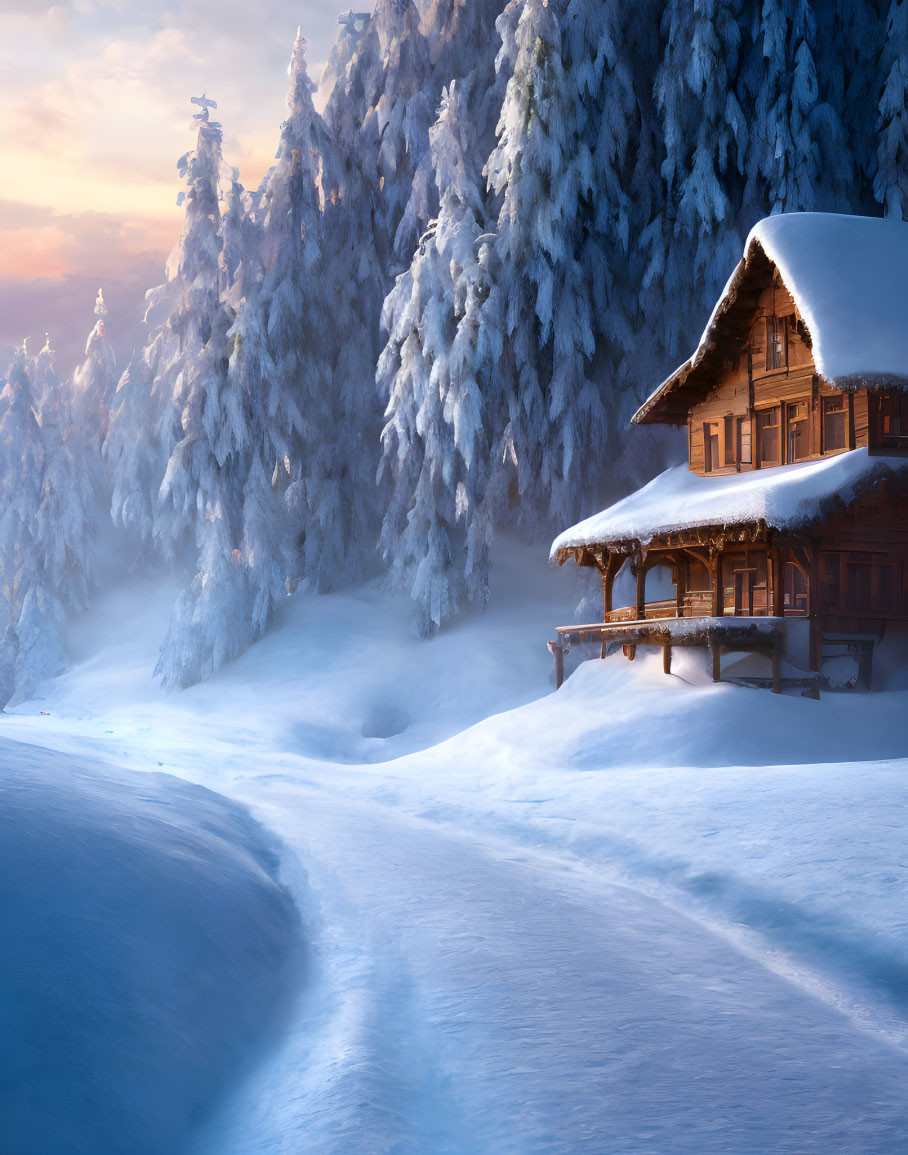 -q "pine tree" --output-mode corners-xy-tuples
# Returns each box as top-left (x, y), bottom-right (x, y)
(0, 348), (61, 705)
(752, 0), (855, 214)
(481, 0), (608, 528)
(643, 0), (750, 368)
(324, 0), (436, 268)
(106, 94), (227, 563)
(260, 30), (380, 594)
(72, 289), (117, 447)
(379, 80), (496, 631)
(877, 0), (908, 218)
(31, 335), (59, 414)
